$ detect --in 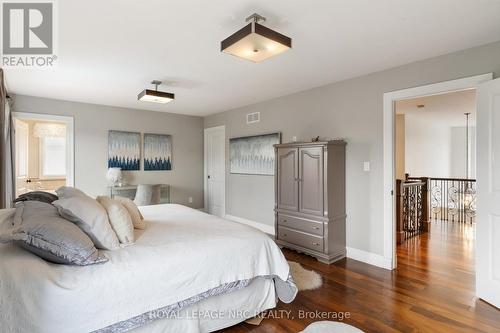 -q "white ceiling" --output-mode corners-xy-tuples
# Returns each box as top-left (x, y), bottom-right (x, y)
(4, 0), (500, 116)
(395, 89), (476, 127)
